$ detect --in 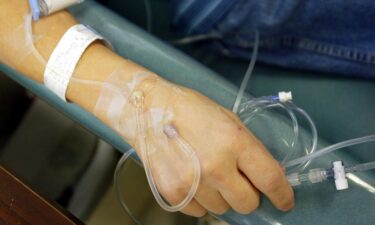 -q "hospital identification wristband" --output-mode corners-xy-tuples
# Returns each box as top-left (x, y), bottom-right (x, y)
(44, 24), (103, 101)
